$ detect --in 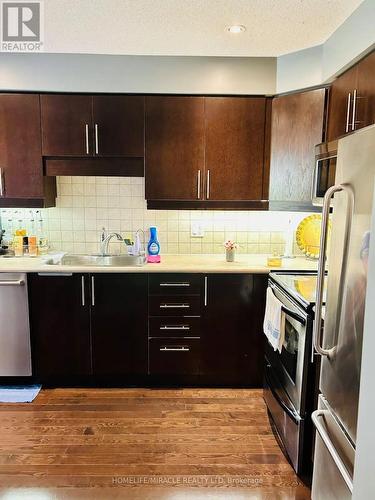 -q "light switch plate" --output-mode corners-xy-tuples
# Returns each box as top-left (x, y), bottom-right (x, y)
(191, 221), (205, 238)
